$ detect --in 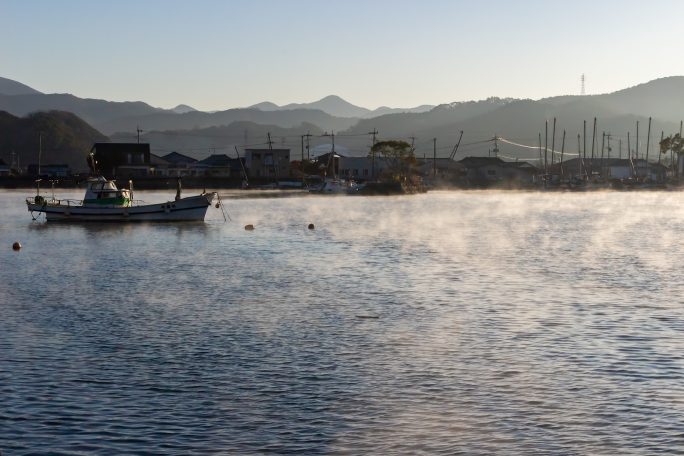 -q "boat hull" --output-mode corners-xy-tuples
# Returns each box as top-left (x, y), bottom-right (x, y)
(28, 193), (216, 222)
